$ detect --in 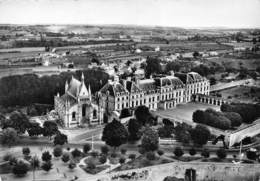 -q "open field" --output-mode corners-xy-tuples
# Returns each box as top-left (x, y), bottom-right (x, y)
(207, 57), (260, 70)
(216, 85), (260, 103)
